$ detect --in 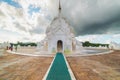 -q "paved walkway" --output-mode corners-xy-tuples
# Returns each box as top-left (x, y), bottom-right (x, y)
(45, 53), (71, 80)
(0, 53), (53, 80)
(67, 50), (120, 80)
